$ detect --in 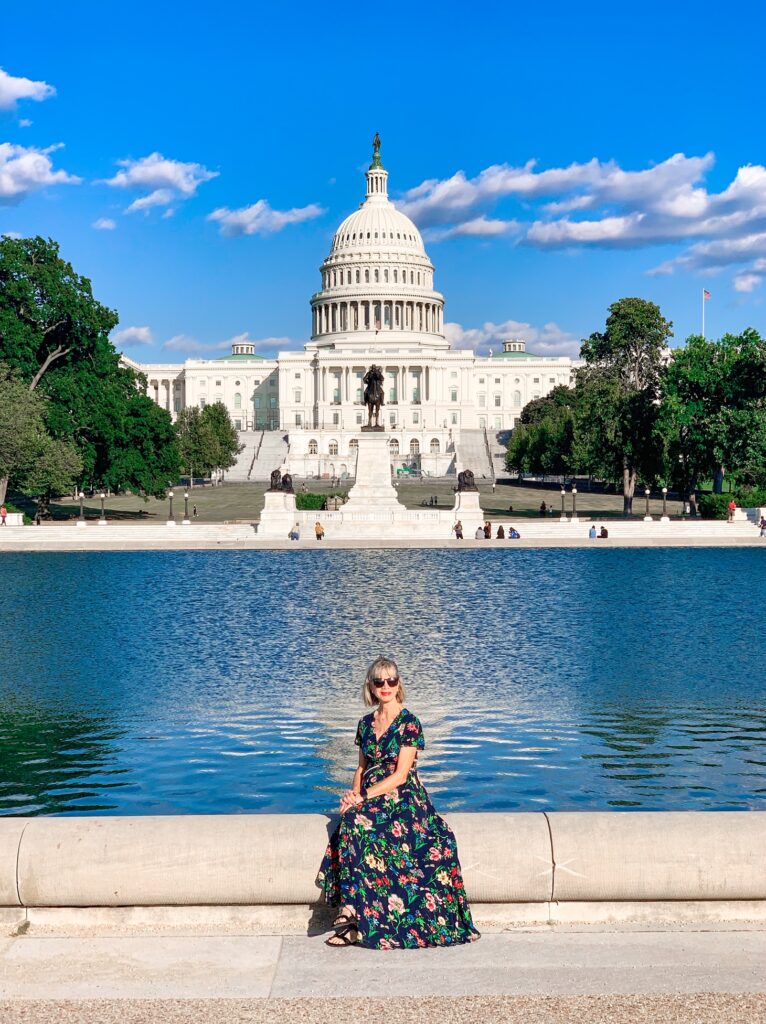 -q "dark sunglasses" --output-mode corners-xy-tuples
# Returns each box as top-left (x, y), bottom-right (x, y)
(371, 676), (399, 688)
